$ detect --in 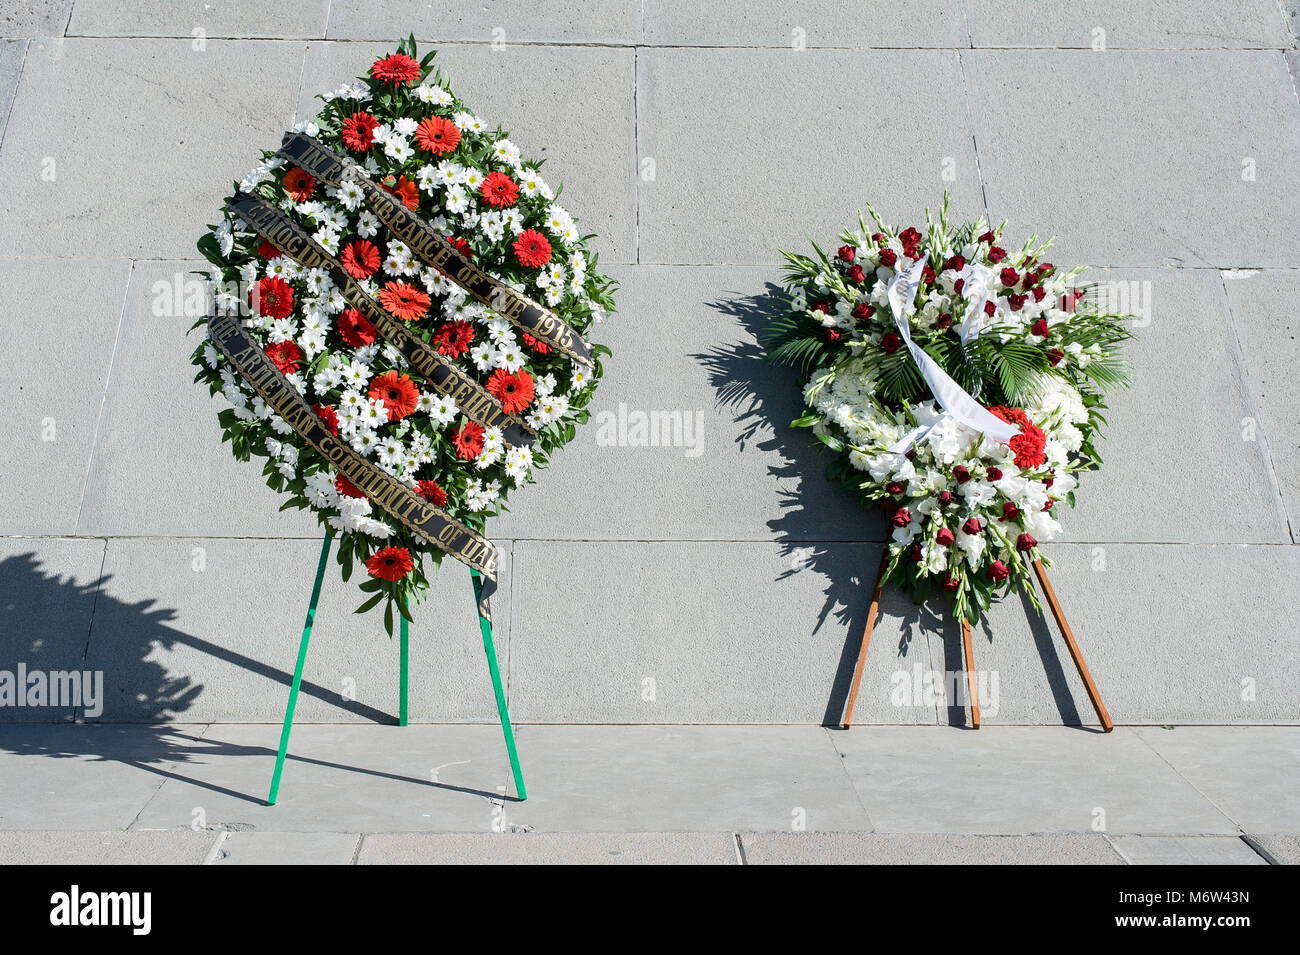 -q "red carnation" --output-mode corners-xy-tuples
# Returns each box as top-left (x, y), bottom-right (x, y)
(340, 239), (381, 279)
(264, 340), (303, 375)
(453, 421), (486, 459)
(881, 332), (903, 354)
(433, 320), (475, 358)
(988, 405), (1047, 469)
(370, 53), (421, 85)
(480, 171), (520, 209)
(312, 403), (339, 435)
(486, 369), (535, 415)
(988, 560), (1009, 582)
(253, 275), (294, 319)
(338, 308), (377, 347)
(366, 546), (414, 581)
(341, 111), (379, 151)
(335, 474), (366, 499)
(521, 332), (552, 354)
(936, 527), (955, 546)
(837, 245), (856, 262)
(416, 480), (448, 507)
(513, 229), (552, 269)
